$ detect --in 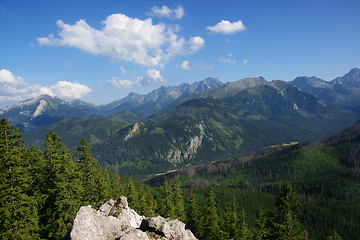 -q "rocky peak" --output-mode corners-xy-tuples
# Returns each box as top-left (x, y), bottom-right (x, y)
(66, 196), (197, 240)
